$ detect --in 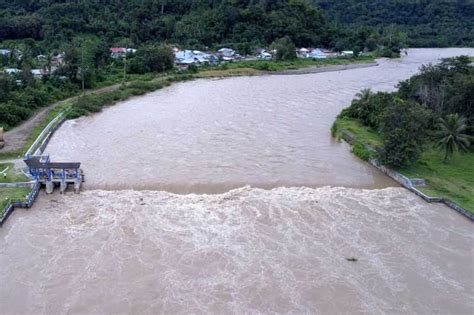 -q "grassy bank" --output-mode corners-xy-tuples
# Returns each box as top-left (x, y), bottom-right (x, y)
(0, 187), (31, 215)
(332, 116), (474, 213)
(1, 56), (376, 159)
(331, 117), (382, 161)
(67, 74), (195, 119)
(67, 57), (375, 119)
(400, 149), (474, 211)
(0, 163), (29, 183)
(206, 55), (375, 72)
